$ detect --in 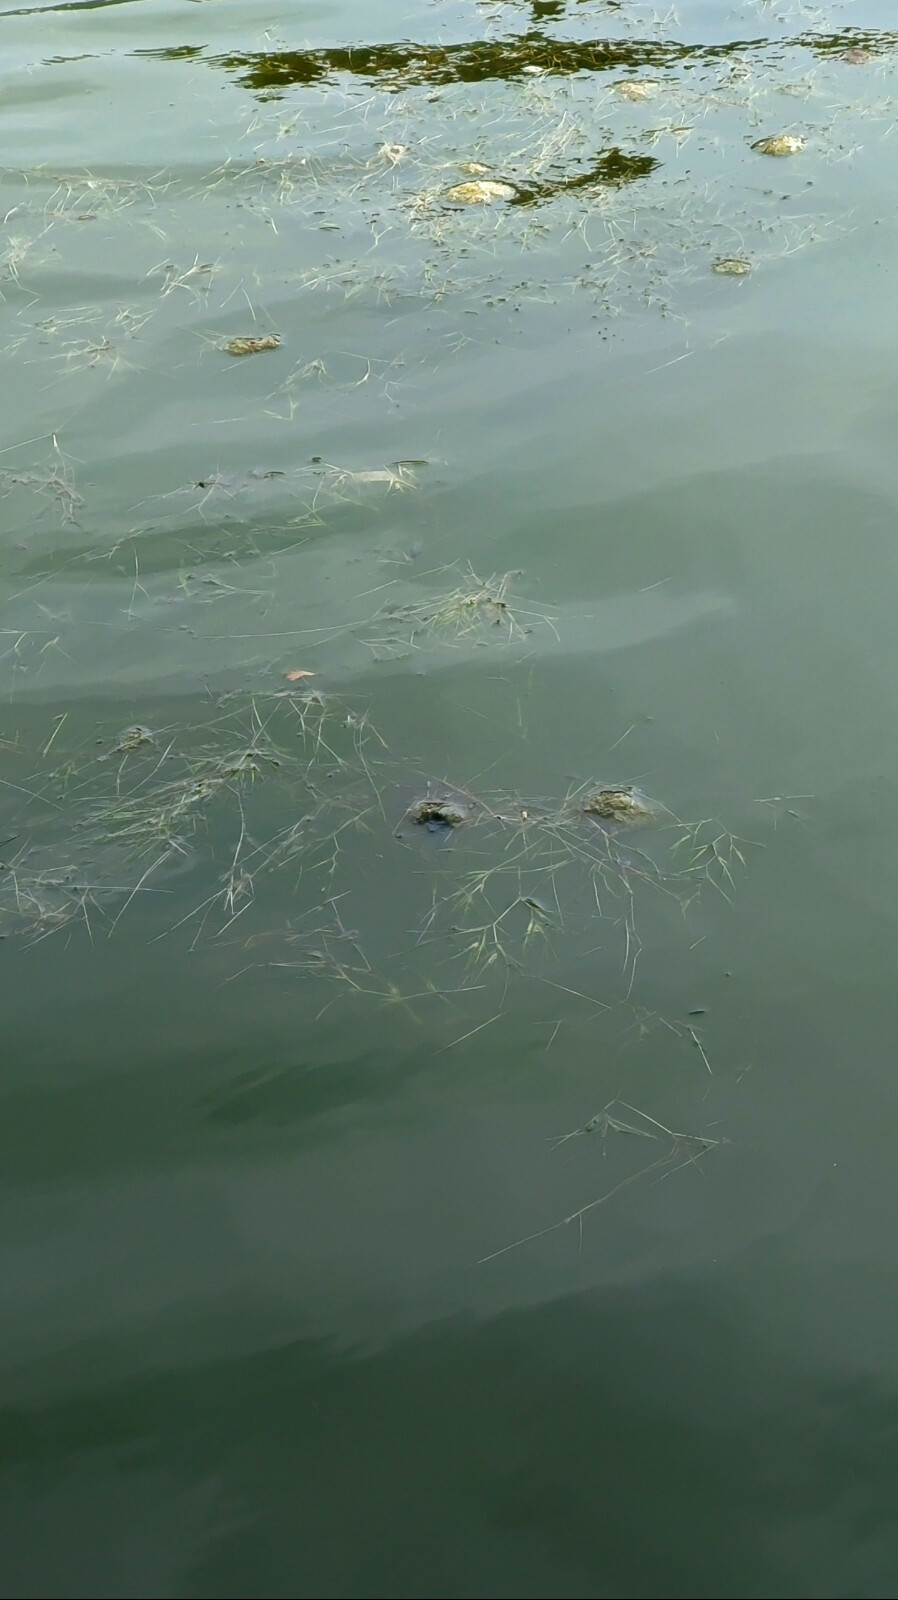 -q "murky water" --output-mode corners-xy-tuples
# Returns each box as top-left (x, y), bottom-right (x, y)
(4, 2), (898, 1594)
